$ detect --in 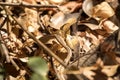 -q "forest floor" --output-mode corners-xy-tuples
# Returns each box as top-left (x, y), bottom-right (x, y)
(0, 0), (120, 80)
